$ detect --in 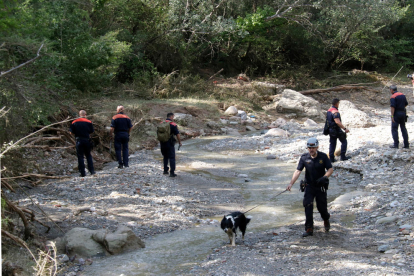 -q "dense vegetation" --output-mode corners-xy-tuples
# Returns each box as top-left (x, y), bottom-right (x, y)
(1, 0), (414, 143)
